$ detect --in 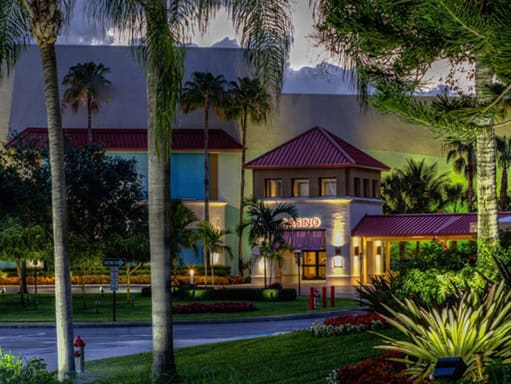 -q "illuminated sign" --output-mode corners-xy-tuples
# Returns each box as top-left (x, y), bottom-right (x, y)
(282, 217), (321, 229)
